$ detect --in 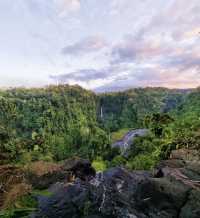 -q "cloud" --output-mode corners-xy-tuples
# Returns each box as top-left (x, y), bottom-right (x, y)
(163, 53), (200, 72)
(62, 35), (108, 56)
(57, 0), (200, 91)
(64, 0), (80, 11)
(15, 0), (200, 90)
(49, 64), (130, 85)
(55, 0), (80, 17)
(140, 0), (200, 41)
(50, 68), (110, 82)
(110, 35), (170, 65)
